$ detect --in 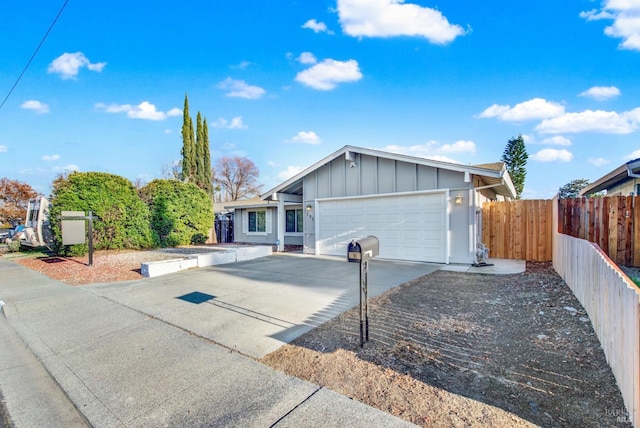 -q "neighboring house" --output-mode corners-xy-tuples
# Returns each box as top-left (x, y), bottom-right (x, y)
(225, 145), (516, 264)
(579, 158), (640, 197)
